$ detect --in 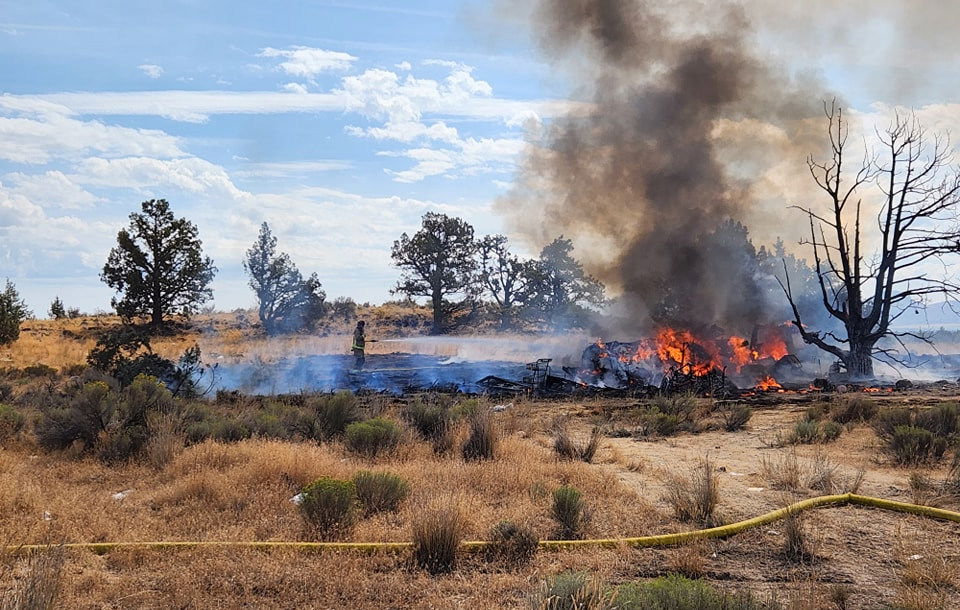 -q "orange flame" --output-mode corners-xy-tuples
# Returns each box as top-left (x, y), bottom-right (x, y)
(756, 375), (782, 390)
